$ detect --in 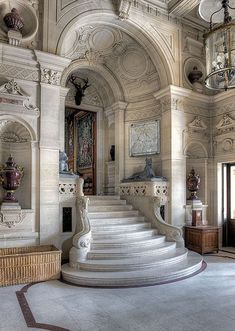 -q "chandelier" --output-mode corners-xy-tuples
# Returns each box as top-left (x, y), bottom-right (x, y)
(199, 0), (235, 90)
